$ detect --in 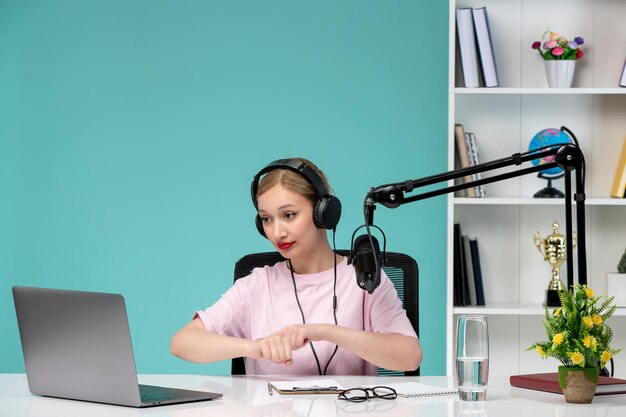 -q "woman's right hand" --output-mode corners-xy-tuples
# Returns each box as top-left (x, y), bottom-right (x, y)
(253, 334), (296, 366)
(253, 324), (314, 366)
